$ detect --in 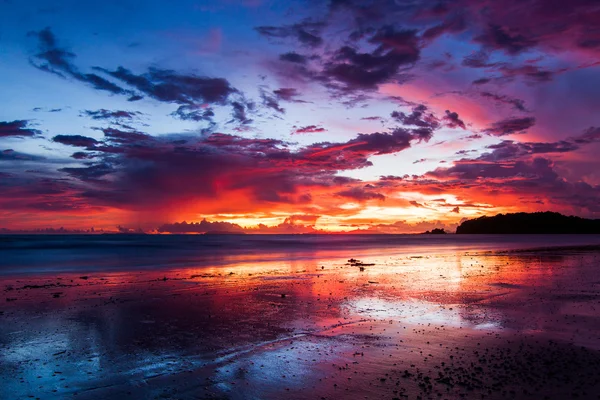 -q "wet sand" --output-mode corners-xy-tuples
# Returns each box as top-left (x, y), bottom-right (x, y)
(2, 243), (600, 399)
